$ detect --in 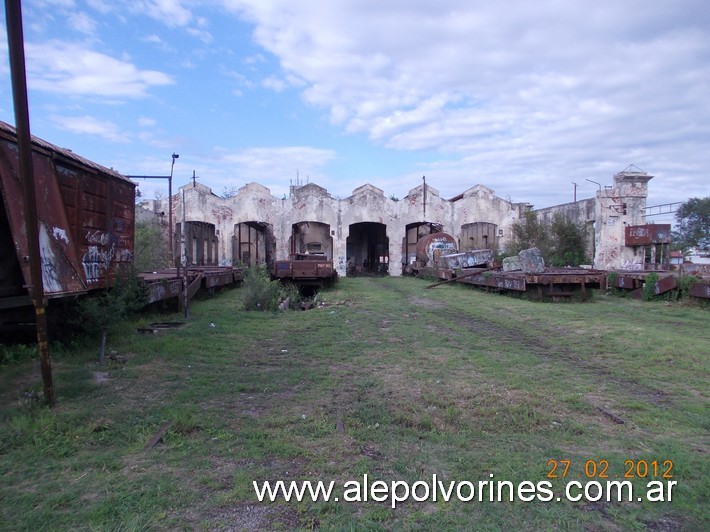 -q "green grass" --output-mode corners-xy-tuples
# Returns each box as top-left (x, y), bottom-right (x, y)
(0, 278), (707, 530)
